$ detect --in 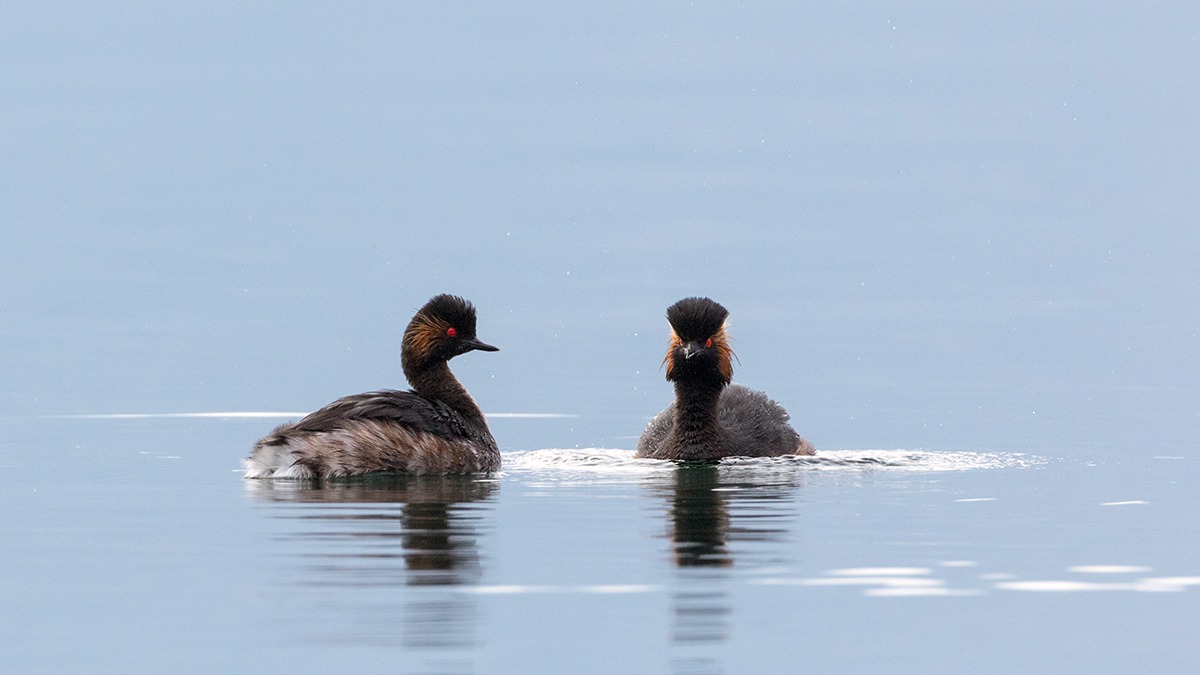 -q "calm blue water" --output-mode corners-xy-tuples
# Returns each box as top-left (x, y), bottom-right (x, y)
(2, 417), (1196, 673)
(2, 2), (1198, 673)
